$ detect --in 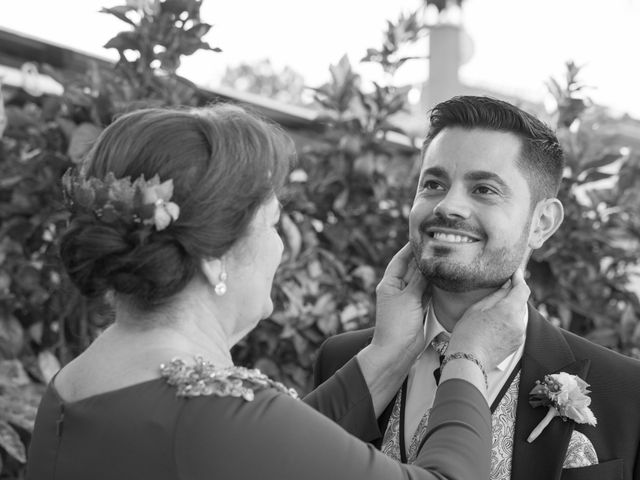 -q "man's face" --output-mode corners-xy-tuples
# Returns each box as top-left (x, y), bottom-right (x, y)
(409, 127), (534, 292)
